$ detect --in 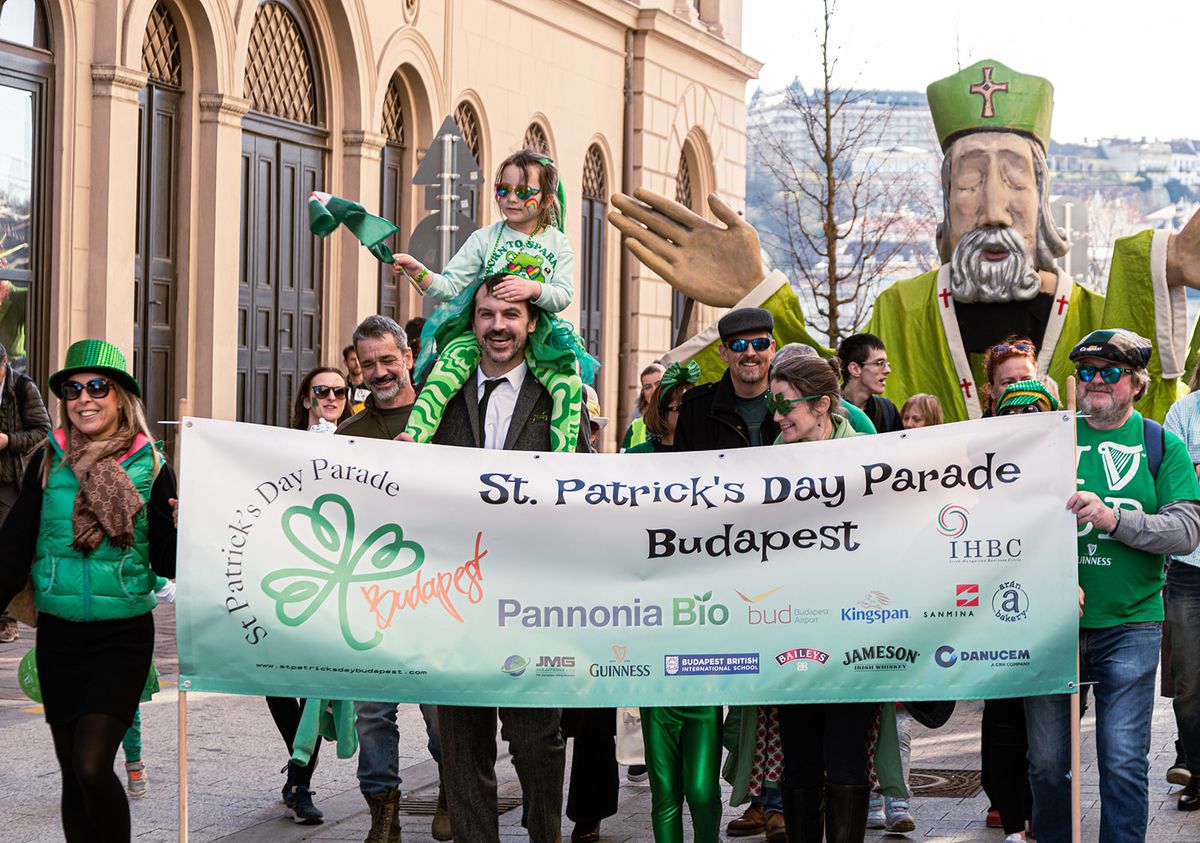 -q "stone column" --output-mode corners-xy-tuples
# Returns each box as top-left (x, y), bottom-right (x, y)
(338, 130), (387, 344)
(191, 93), (250, 420)
(87, 64), (147, 354)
